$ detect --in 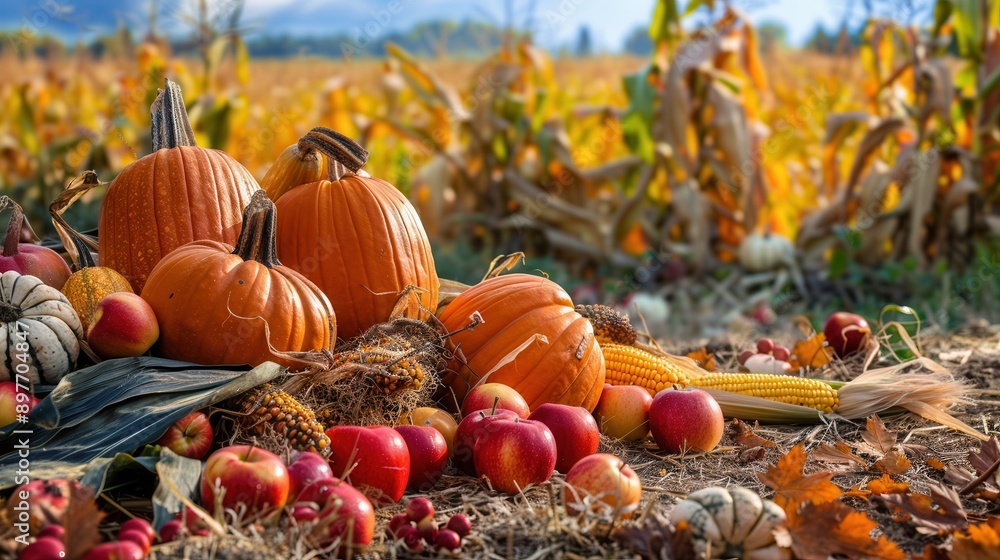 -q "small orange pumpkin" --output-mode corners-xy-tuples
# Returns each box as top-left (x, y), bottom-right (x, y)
(140, 191), (335, 368)
(99, 79), (259, 292)
(438, 273), (605, 412)
(274, 128), (438, 339)
(260, 141), (327, 201)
